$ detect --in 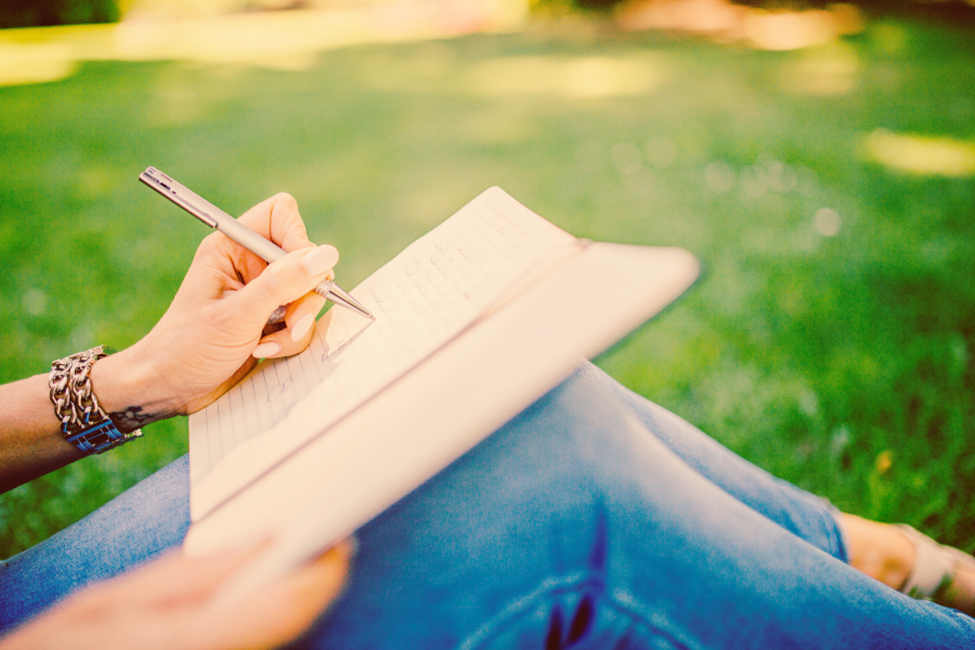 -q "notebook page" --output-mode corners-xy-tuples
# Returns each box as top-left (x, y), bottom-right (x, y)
(189, 187), (577, 520)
